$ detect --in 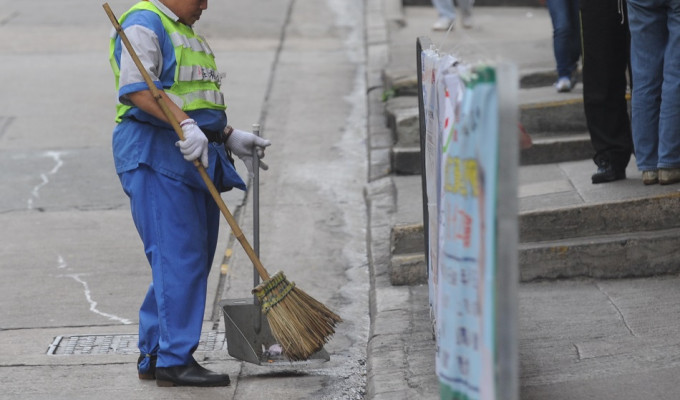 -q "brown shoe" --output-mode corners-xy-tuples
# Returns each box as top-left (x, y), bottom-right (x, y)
(659, 168), (680, 185)
(642, 170), (659, 185)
